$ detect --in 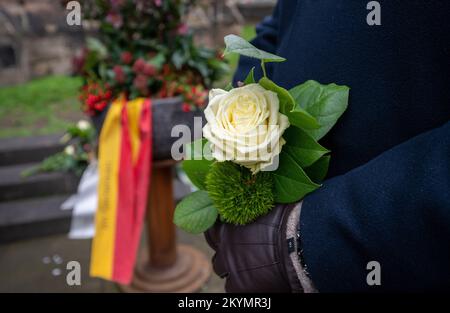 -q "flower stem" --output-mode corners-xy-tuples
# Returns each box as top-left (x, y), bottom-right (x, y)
(261, 60), (267, 78)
